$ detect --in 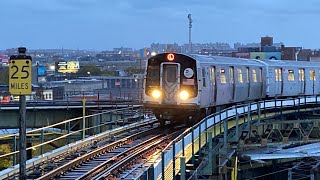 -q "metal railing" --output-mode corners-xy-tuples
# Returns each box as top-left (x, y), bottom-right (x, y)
(151, 96), (320, 180)
(0, 105), (146, 169)
(0, 90), (143, 105)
